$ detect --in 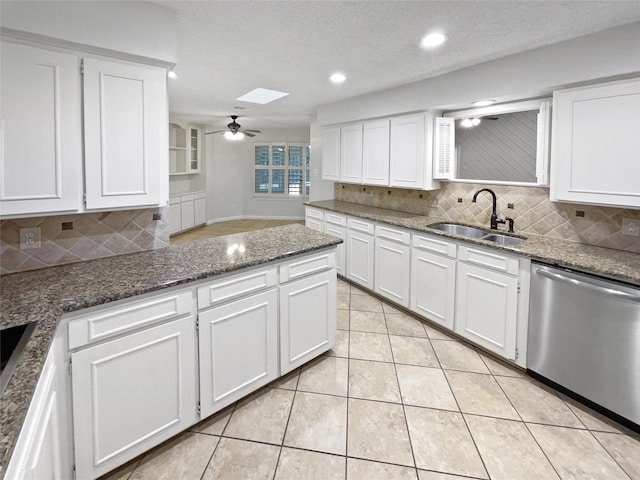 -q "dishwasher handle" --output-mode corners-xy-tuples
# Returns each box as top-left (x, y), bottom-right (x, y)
(537, 269), (640, 303)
